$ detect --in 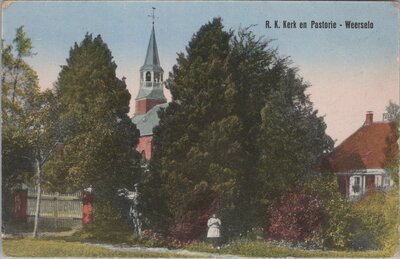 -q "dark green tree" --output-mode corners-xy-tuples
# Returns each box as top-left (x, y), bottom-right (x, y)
(141, 18), (244, 238)
(46, 34), (141, 226)
(225, 28), (291, 232)
(256, 68), (334, 206)
(228, 28), (333, 232)
(141, 18), (333, 240)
